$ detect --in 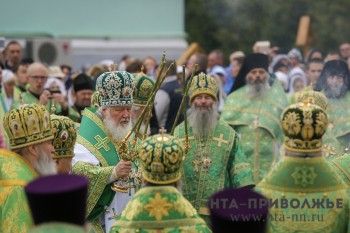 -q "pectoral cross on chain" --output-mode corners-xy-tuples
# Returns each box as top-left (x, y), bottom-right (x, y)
(159, 127), (167, 135)
(193, 156), (201, 172)
(158, 127), (167, 141)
